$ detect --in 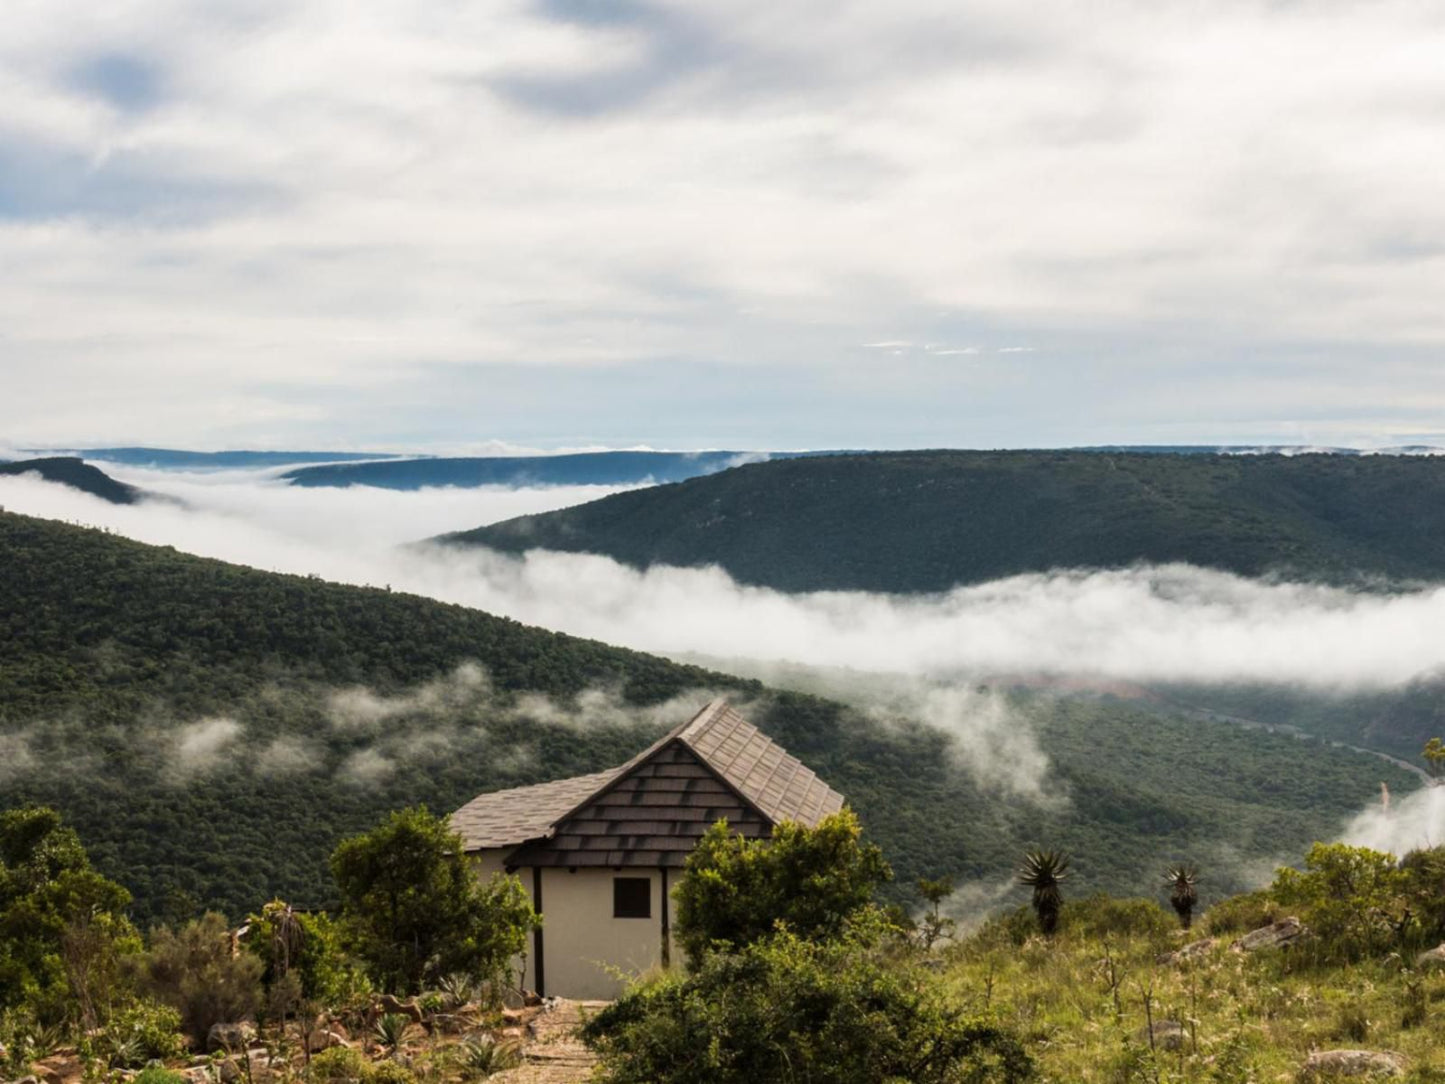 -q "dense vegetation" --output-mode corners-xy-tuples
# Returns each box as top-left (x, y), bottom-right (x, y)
(448, 450), (1445, 592)
(282, 450), (820, 489)
(0, 457), (142, 505)
(0, 510), (1418, 926)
